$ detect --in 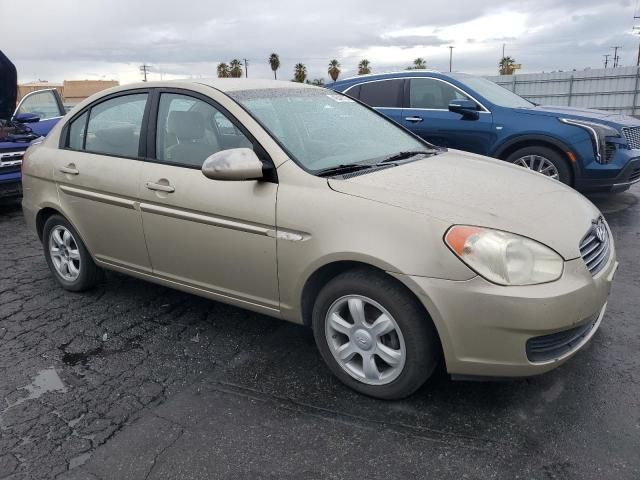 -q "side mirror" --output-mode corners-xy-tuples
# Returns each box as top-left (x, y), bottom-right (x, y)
(201, 148), (264, 181)
(448, 100), (480, 120)
(13, 112), (41, 123)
